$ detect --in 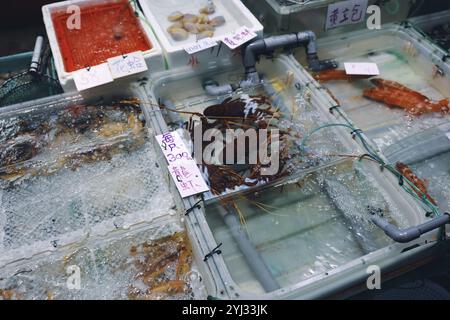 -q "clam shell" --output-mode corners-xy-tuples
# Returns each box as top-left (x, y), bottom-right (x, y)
(197, 30), (215, 40)
(184, 22), (200, 34)
(168, 11), (184, 22)
(199, 4), (215, 15)
(197, 14), (209, 24)
(167, 22), (183, 32)
(168, 27), (189, 41)
(197, 23), (215, 32)
(209, 16), (226, 27)
(182, 14), (198, 24)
